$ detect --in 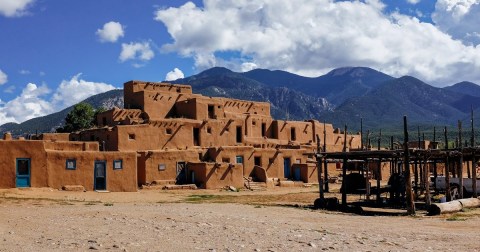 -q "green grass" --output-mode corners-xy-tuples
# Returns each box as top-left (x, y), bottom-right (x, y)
(446, 215), (466, 221)
(185, 194), (218, 202)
